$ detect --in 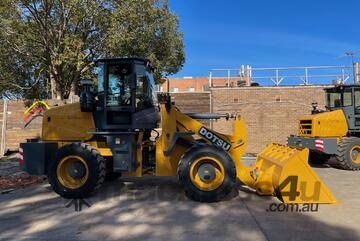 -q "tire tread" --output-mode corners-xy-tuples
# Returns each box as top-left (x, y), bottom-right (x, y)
(335, 137), (360, 171)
